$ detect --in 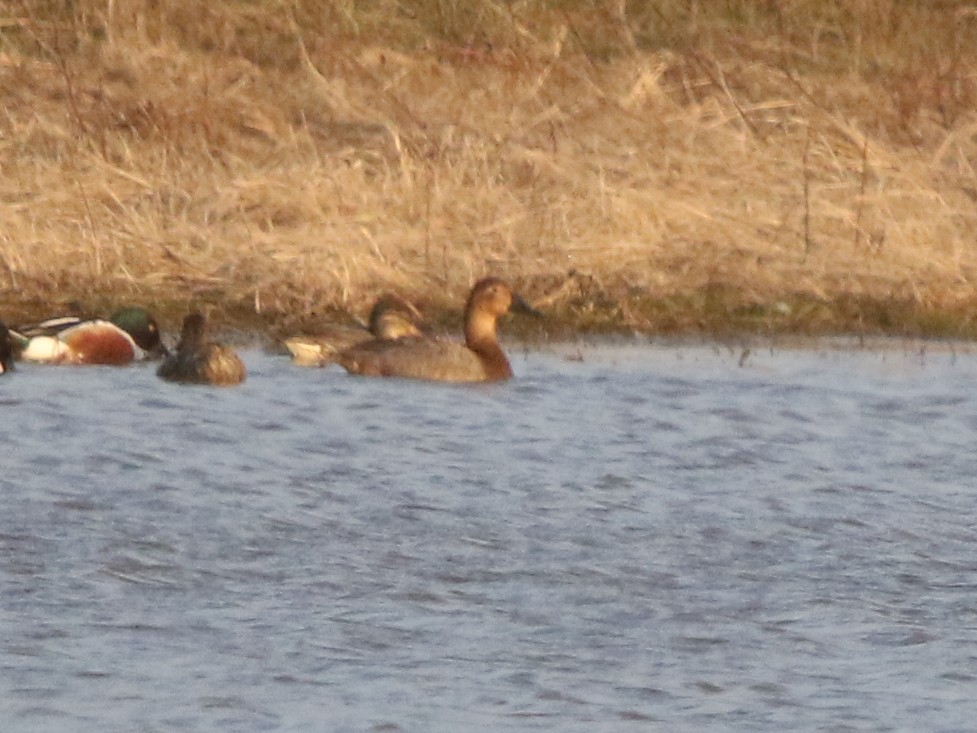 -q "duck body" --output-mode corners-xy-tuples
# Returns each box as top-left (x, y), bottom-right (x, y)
(285, 294), (423, 367)
(338, 277), (540, 383)
(157, 312), (246, 386)
(0, 321), (13, 374)
(338, 335), (510, 382)
(12, 307), (165, 365)
(285, 325), (376, 367)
